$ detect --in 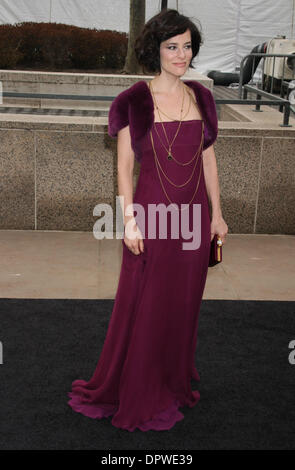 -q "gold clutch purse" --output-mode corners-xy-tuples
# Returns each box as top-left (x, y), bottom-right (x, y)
(208, 235), (223, 267)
